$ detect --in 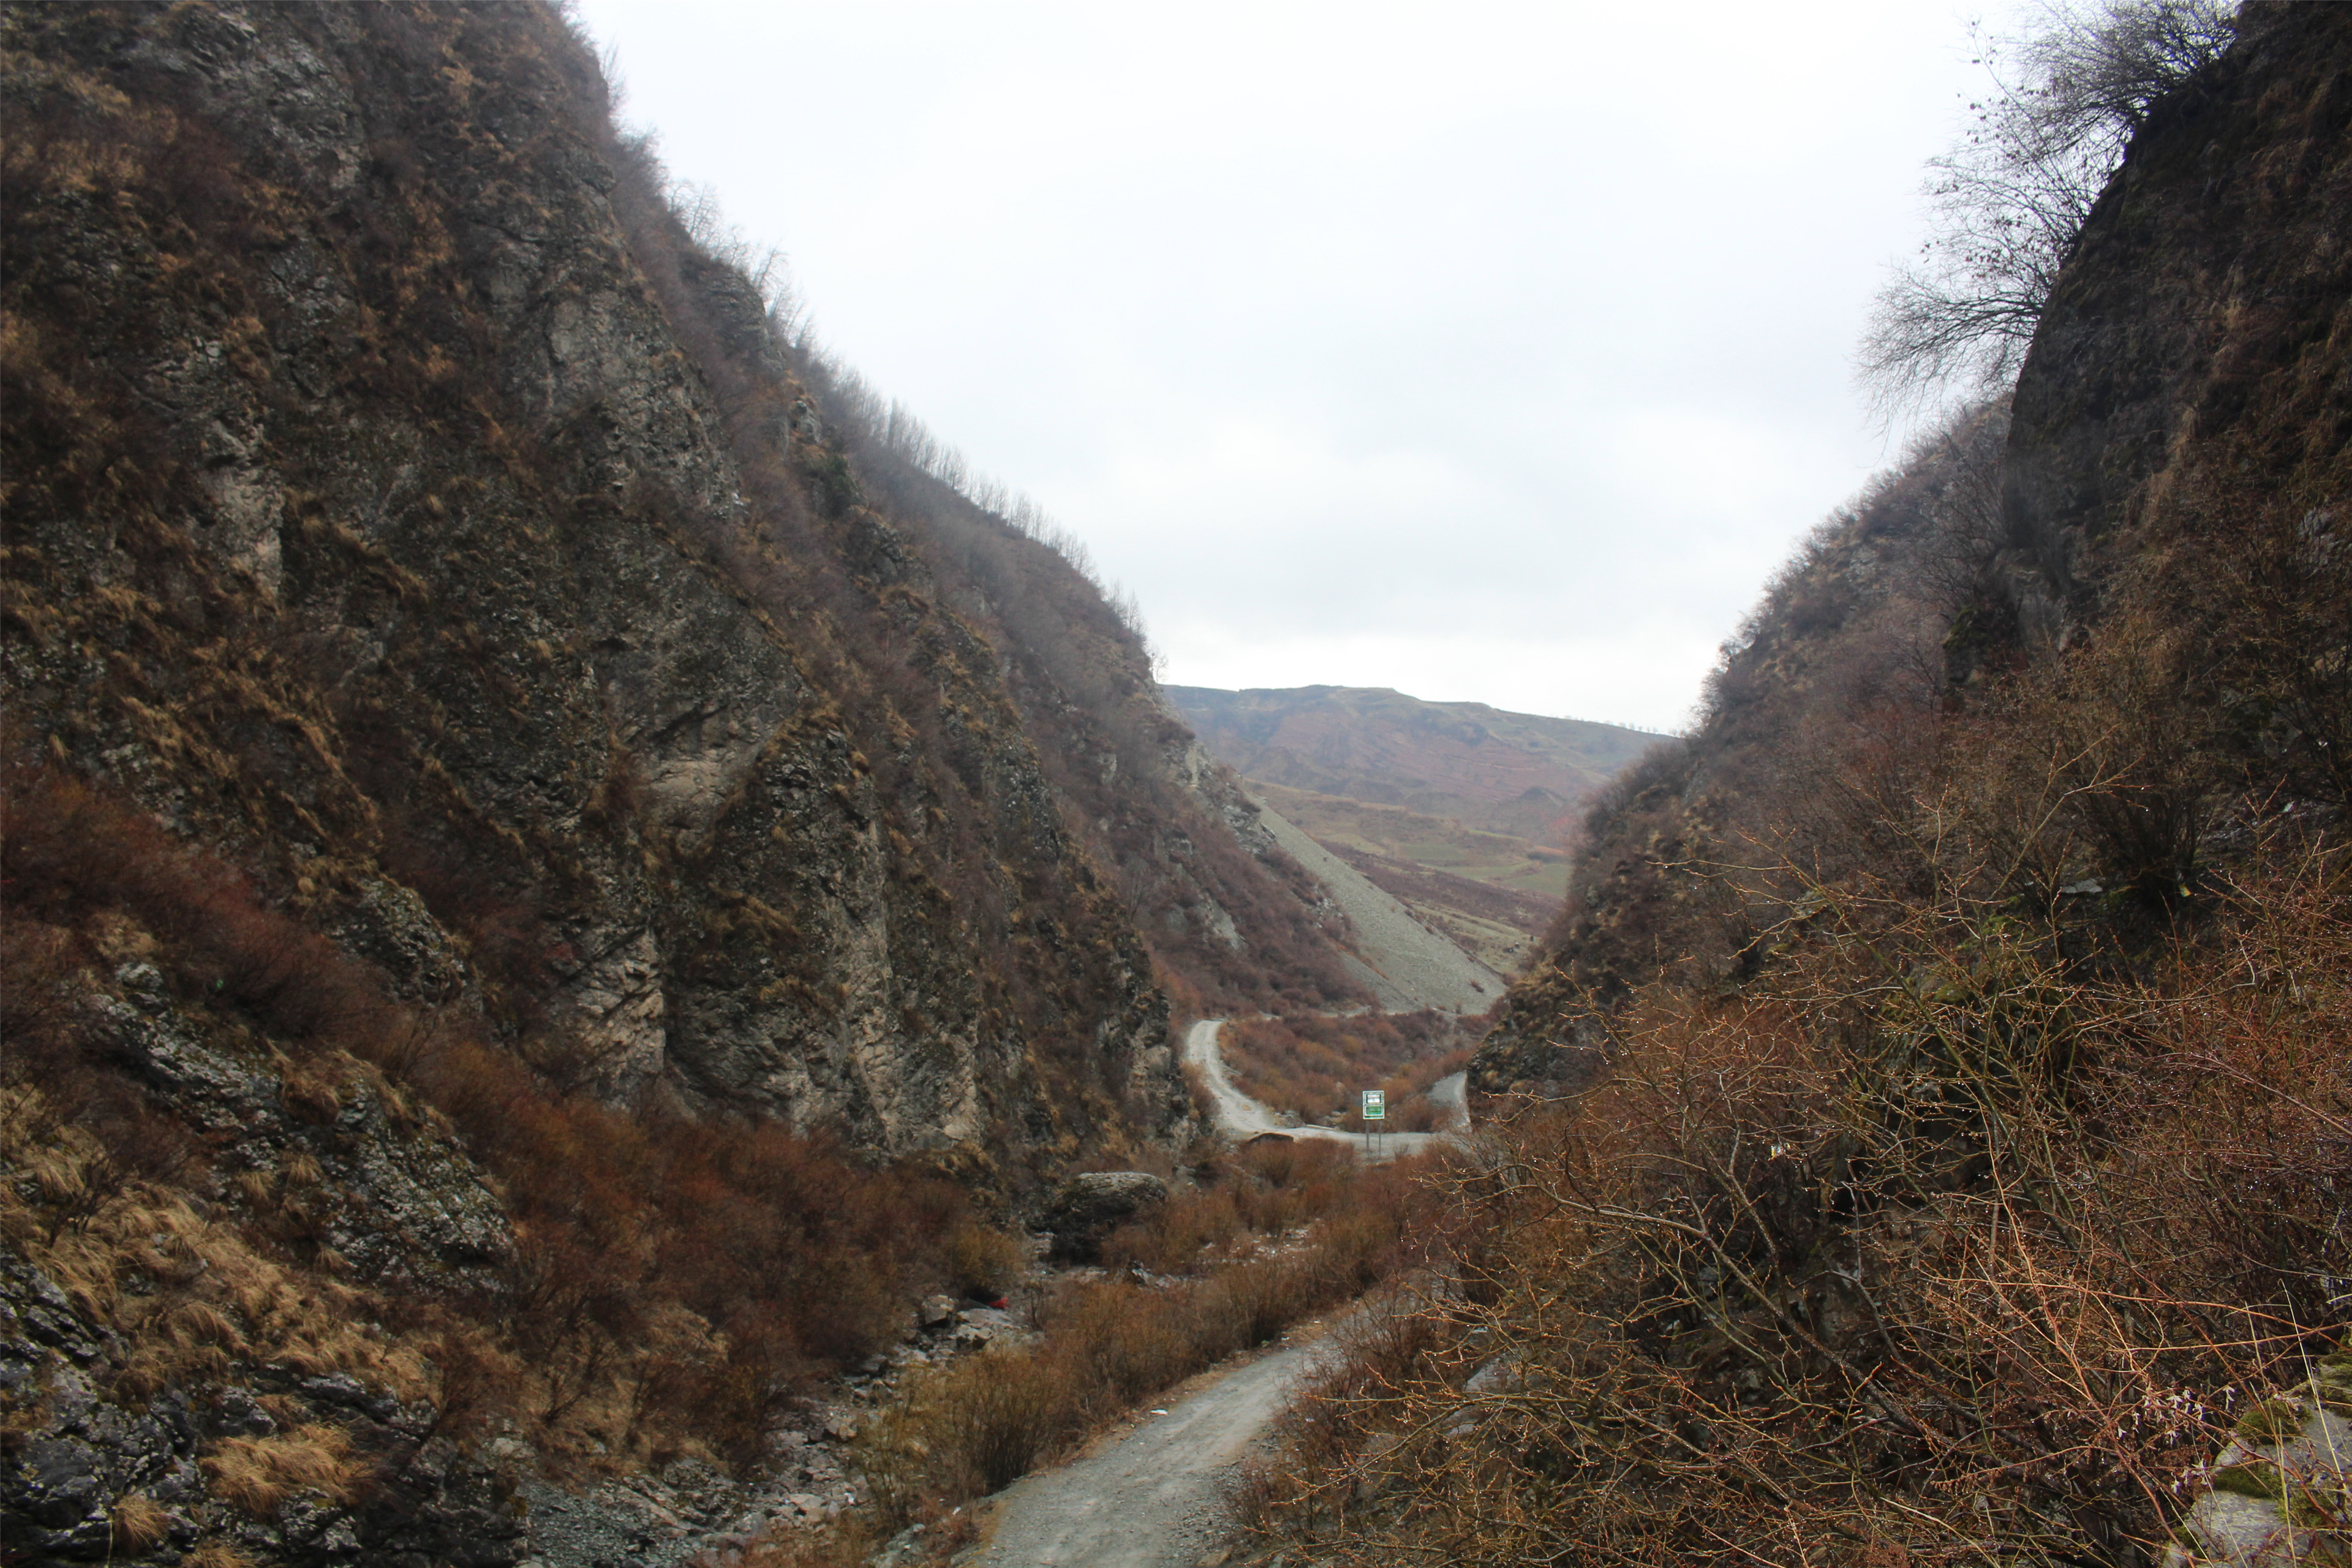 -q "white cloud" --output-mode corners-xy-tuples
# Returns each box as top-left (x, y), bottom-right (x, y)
(575, 0), (2023, 728)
